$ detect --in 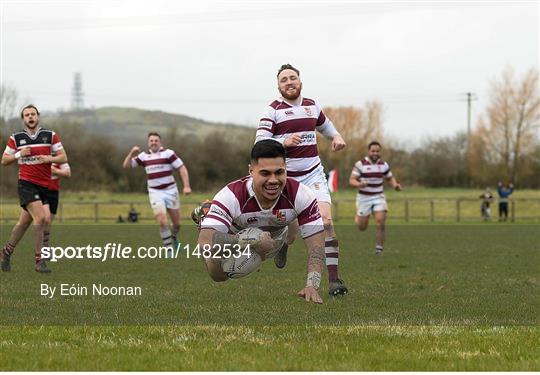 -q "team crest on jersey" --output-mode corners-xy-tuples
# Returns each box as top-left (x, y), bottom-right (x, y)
(247, 217), (258, 224)
(273, 209), (286, 224)
(313, 183), (320, 190)
(42, 136), (48, 143)
(284, 110), (294, 116)
(20, 139), (26, 145)
(304, 107), (313, 116)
